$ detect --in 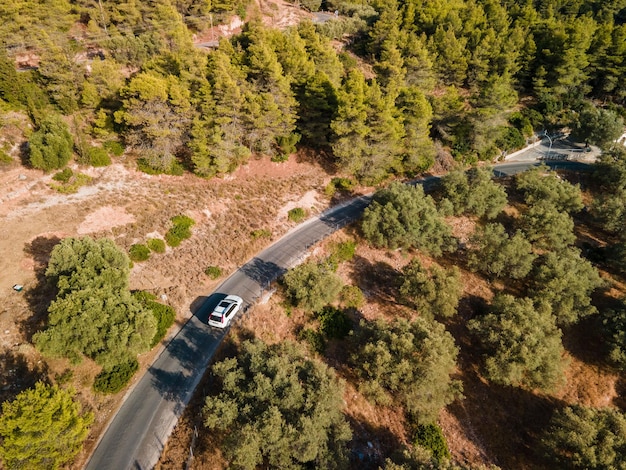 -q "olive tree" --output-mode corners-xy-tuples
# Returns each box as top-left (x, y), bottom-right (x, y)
(541, 405), (626, 469)
(282, 260), (343, 312)
(469, 294), (567, 392)
(351, 317), (462, 423)
(399, 258), (462, 318)
(362, 182), (456, 256)
(440, 166), (507, 219)
(203, 340), (351, 469)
